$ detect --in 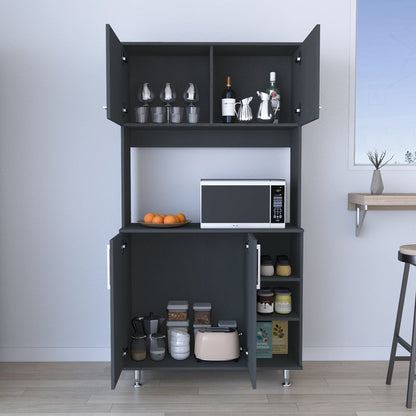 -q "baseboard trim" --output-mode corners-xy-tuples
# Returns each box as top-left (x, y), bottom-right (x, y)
(0, 347), (111, 362)
(303, 346), (397, 361)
